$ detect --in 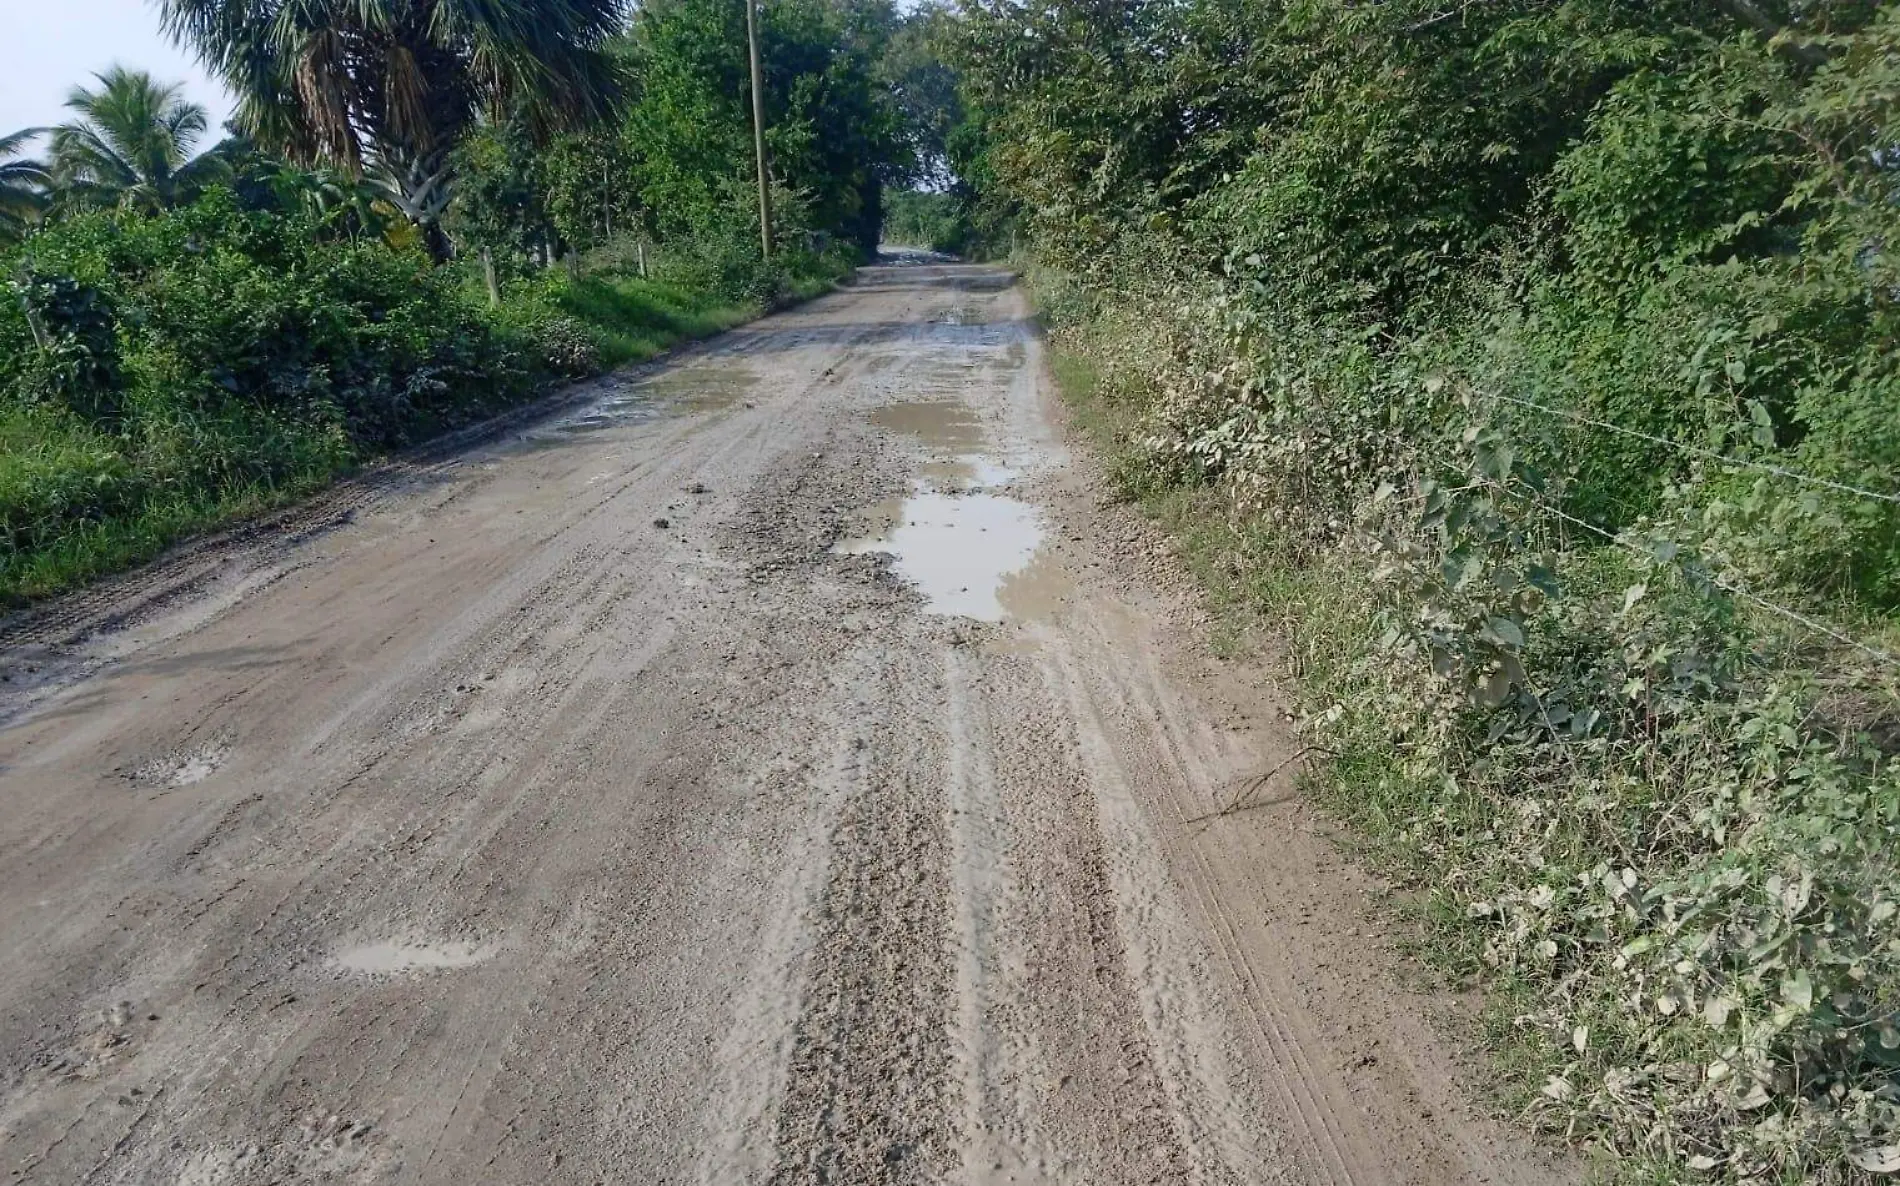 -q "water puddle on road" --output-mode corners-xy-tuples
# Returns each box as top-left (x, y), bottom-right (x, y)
(921, 456), (1015, 492)
(842, 399), (1073, 622)
(869, 400), (986, 454)
(542, 365), (758, 437)
(997, 548), (1074, 622)
(837, 490), (1044, 621)
(551, 394), (672, 436)
(643, 365), (757, 413)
